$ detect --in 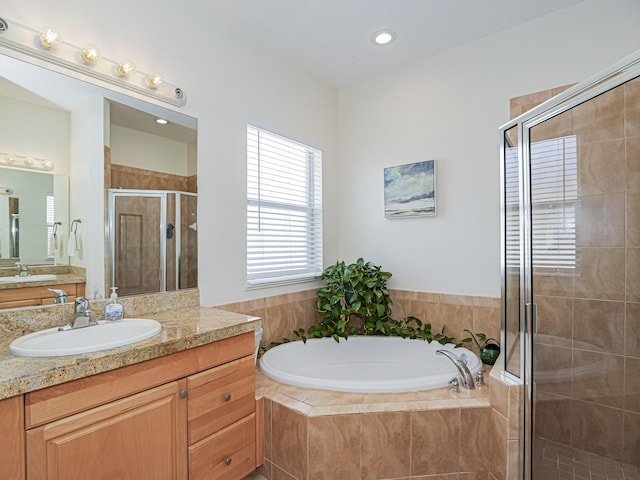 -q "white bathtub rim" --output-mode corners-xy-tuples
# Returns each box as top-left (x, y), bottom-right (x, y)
(259, 336), (482, 393)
